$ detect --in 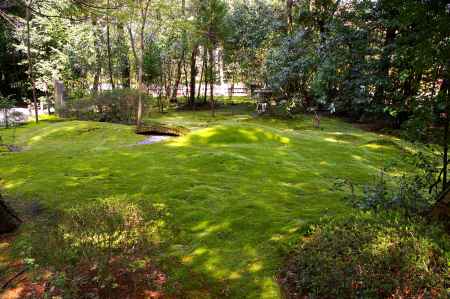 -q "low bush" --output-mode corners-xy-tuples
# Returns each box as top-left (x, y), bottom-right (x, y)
(58, 89), (152, 124)
(336, 150), (442, 218)
(13, 198), (169, 297)
(280, 213), (450, 299)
